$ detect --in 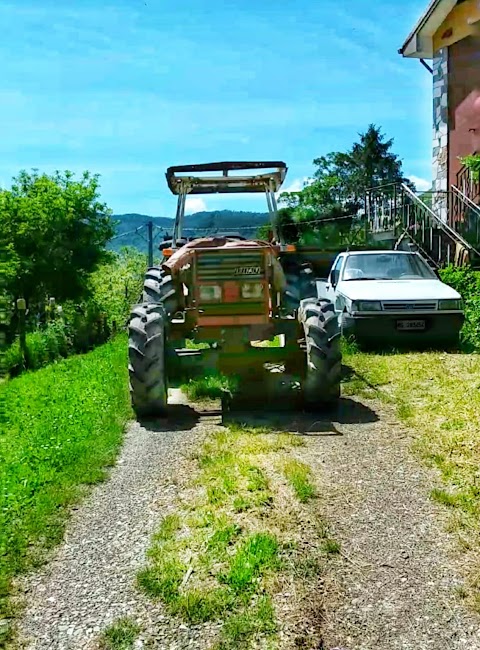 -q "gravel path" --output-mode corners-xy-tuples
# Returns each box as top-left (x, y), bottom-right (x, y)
(16, 392), (221, 650)
(303, 396), (480, 650)
(15, 390), (480, 649)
